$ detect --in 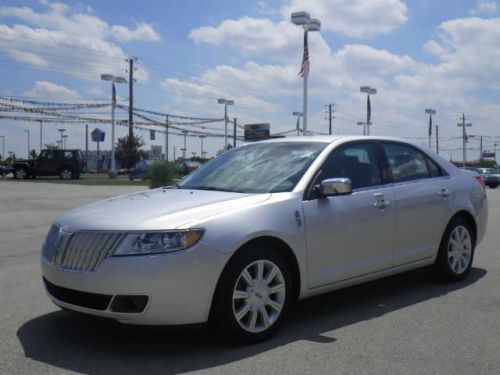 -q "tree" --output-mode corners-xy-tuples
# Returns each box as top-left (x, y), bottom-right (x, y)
(44, 143), (60, 150)
(30, 149), (38, 159)
(5, 153), (16, 164)
(115, 134), (148, 169)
